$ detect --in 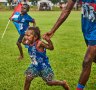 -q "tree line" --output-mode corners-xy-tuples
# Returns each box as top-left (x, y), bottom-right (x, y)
(7, 0), (67, 4)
